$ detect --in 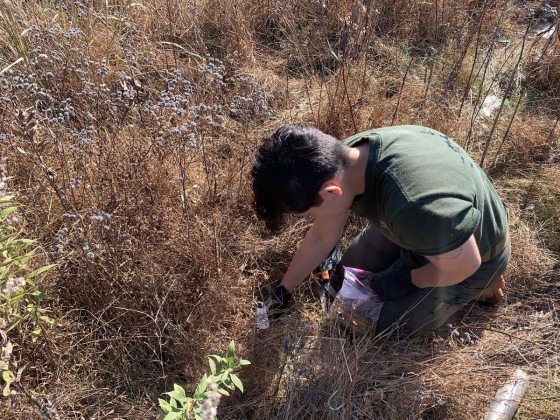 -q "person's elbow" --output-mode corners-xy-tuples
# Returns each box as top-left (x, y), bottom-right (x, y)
(450, 248), (481, 284)
(428, 235), (482, 286)
(462, 253), (481, 279)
